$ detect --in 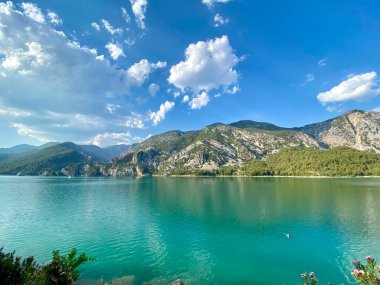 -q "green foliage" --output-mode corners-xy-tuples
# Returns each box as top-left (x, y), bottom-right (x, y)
(0, 248), (93, 285)
(0, 247), (38, 285)
(351, 256), (380, 285)
(168, 166), (238, 176)
(37, 249), (94, 285)
(242, 147), (380, 177)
